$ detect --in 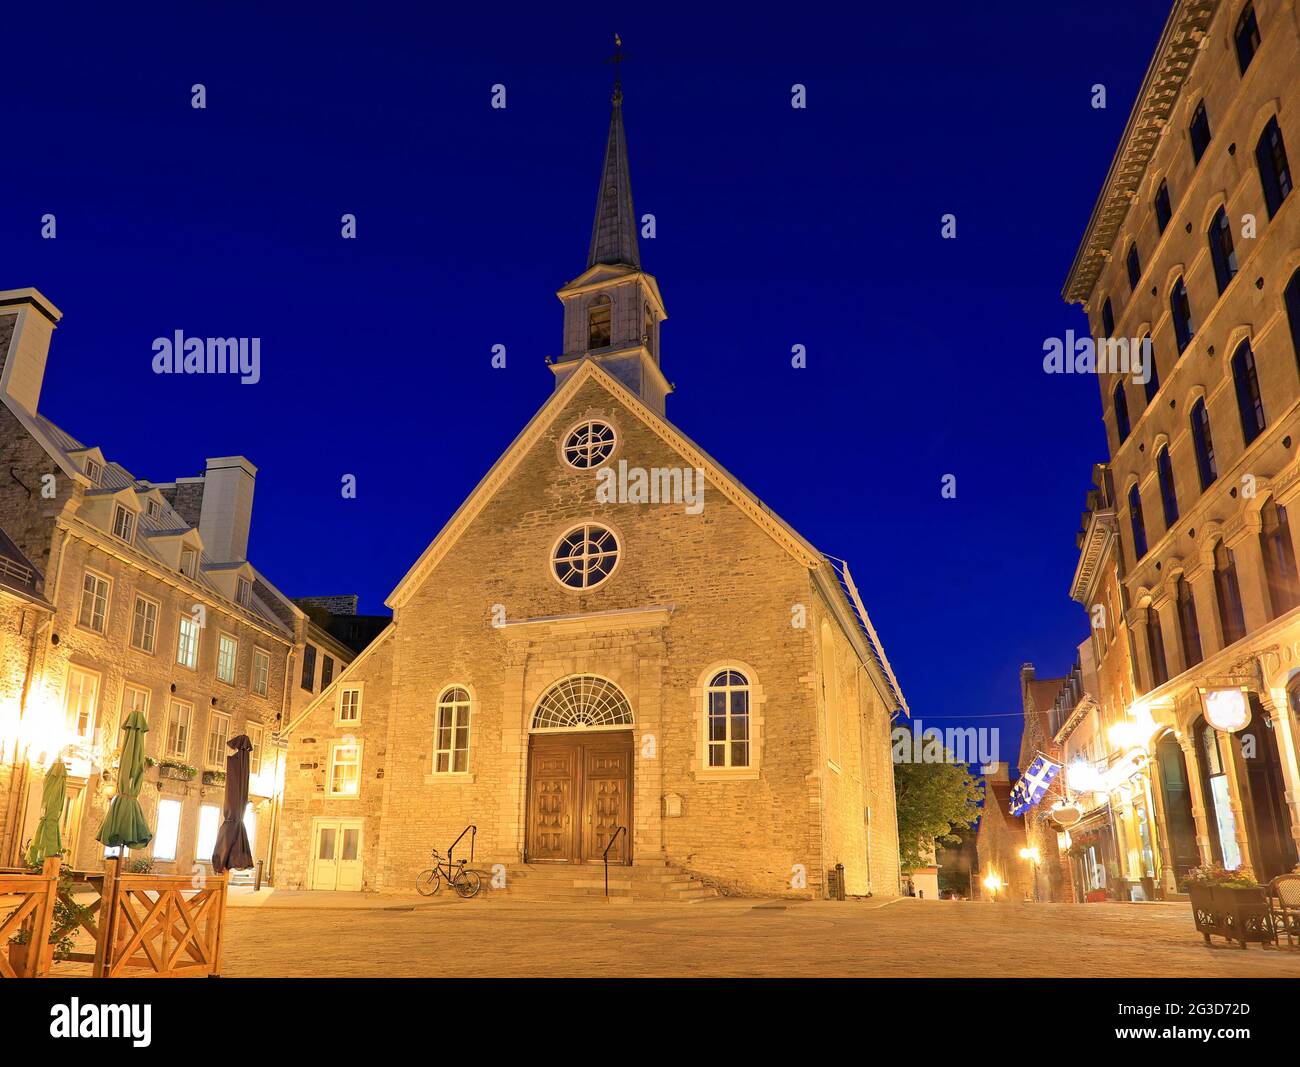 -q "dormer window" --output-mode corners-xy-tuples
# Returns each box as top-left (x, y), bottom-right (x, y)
(84, 458), (103, 485)
(588, 296), (612, 349)
(180, 546), (197, 579)
(111, 504), (135, 544)
(146, 498), (161, 521)
(237, 576), (252, 607)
